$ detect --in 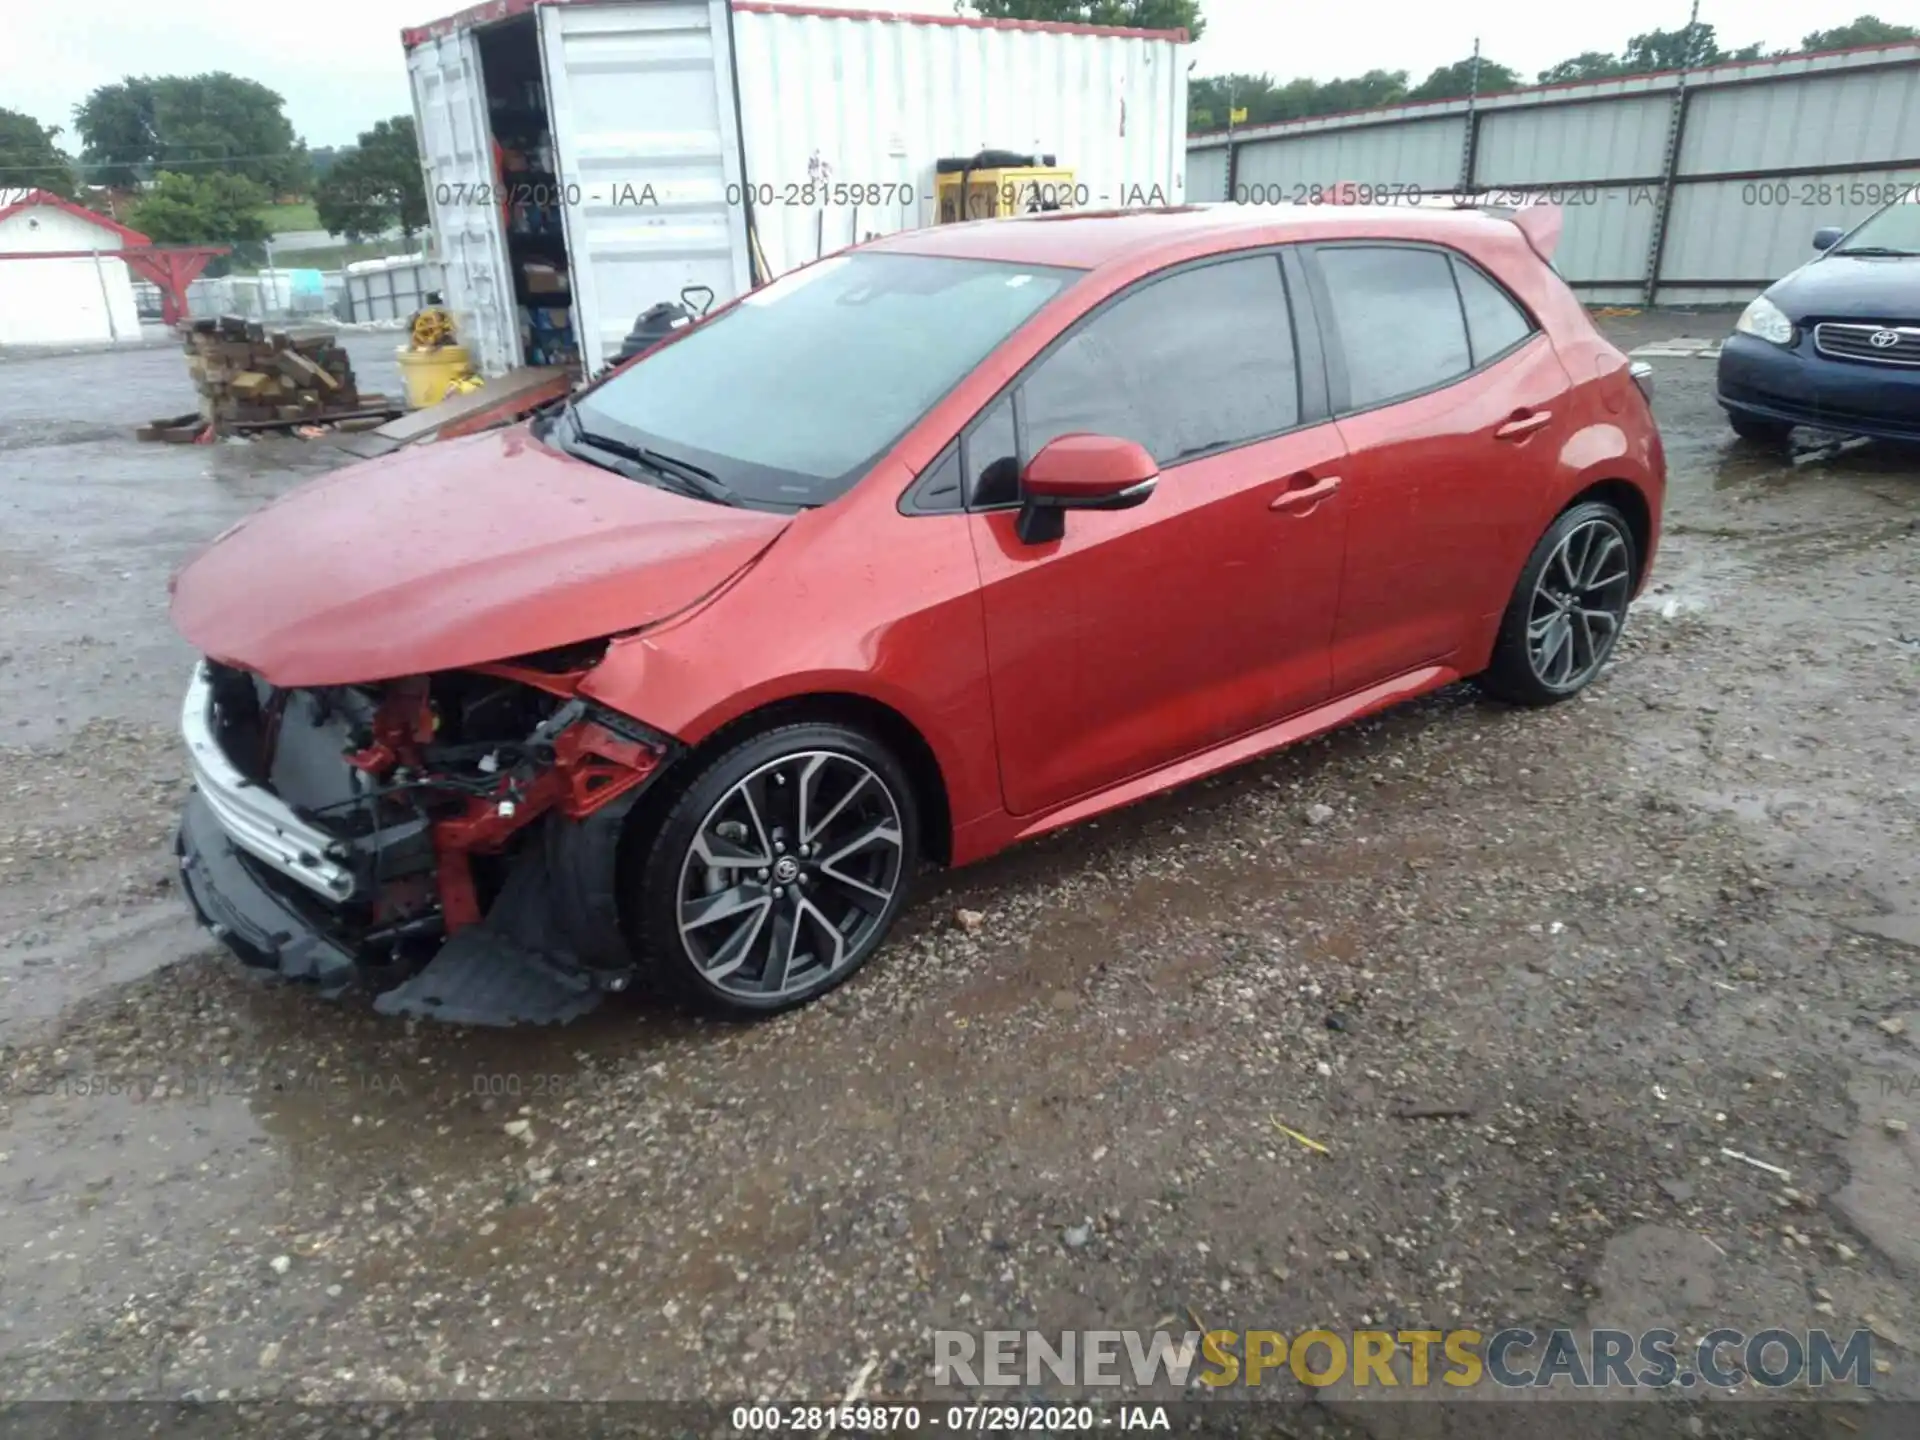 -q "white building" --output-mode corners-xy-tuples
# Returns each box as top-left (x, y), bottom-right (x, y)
(0, 189), (147, 346)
